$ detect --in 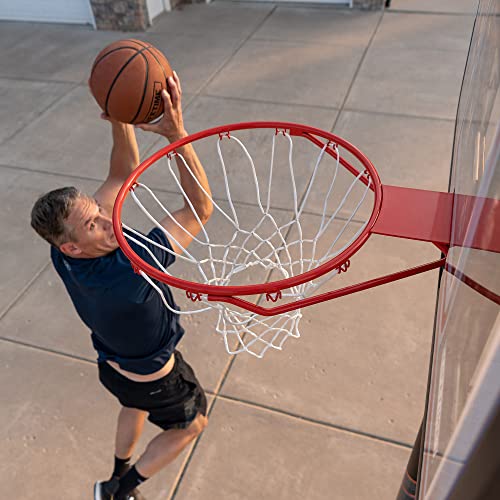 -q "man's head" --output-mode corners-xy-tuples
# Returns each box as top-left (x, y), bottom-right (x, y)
(31, 187), (118, 258)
